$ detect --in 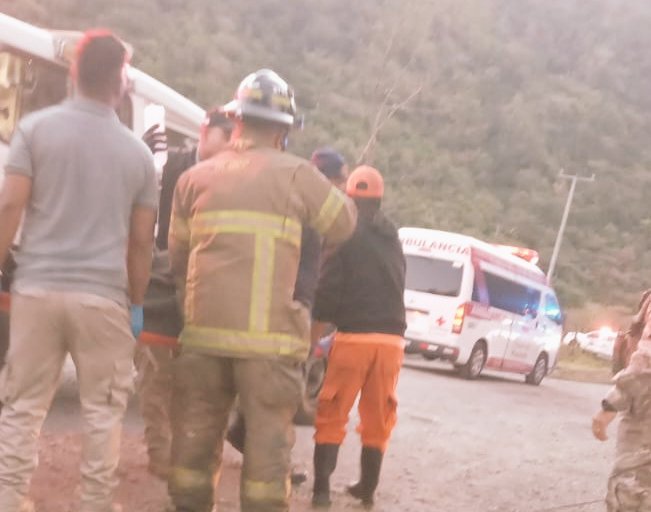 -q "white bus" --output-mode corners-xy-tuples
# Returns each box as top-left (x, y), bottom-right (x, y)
(0, 13), (204, 357)
(0, 13), (205, 186)
(401, 227), (564, 385)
